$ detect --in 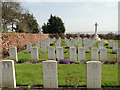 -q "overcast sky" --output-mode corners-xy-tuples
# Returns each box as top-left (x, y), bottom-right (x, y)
(21, 0), (118, 33)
